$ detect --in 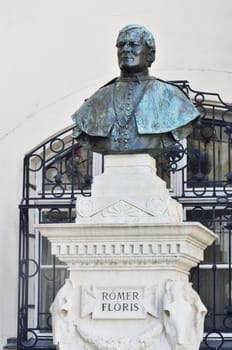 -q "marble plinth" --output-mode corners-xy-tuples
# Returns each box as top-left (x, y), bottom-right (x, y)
(76, 154), (183, 224)
(37, 154), (217, 350)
